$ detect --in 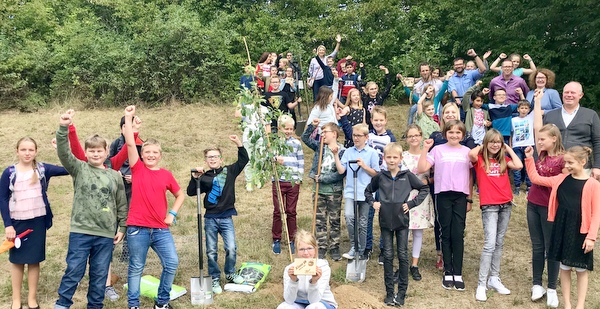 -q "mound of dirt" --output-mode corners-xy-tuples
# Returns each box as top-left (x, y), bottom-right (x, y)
(332, 285), (384, 309)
